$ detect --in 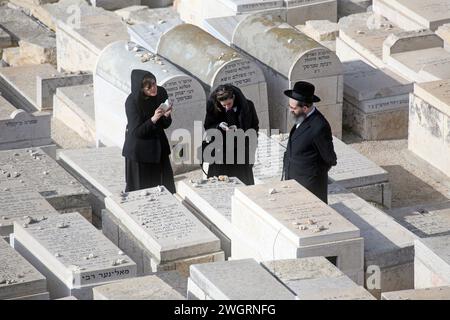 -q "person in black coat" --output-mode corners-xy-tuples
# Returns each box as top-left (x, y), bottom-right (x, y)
(122, 69), (176, 193)
(204, 84), (259, 185)
(283, 81), (337, 203)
